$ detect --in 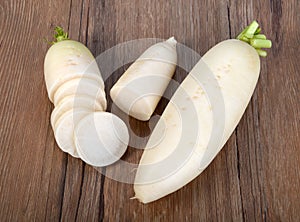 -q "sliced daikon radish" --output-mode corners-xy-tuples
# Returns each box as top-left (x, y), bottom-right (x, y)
(44, 39), (105, 101)
(53, 78), (106, 109)
(110, 37), (177, 121)
(74, 112), (129, 167)
(47, 73), (104, 102)
(53, 109), (91, 158)
(50, 95), (105, 127)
